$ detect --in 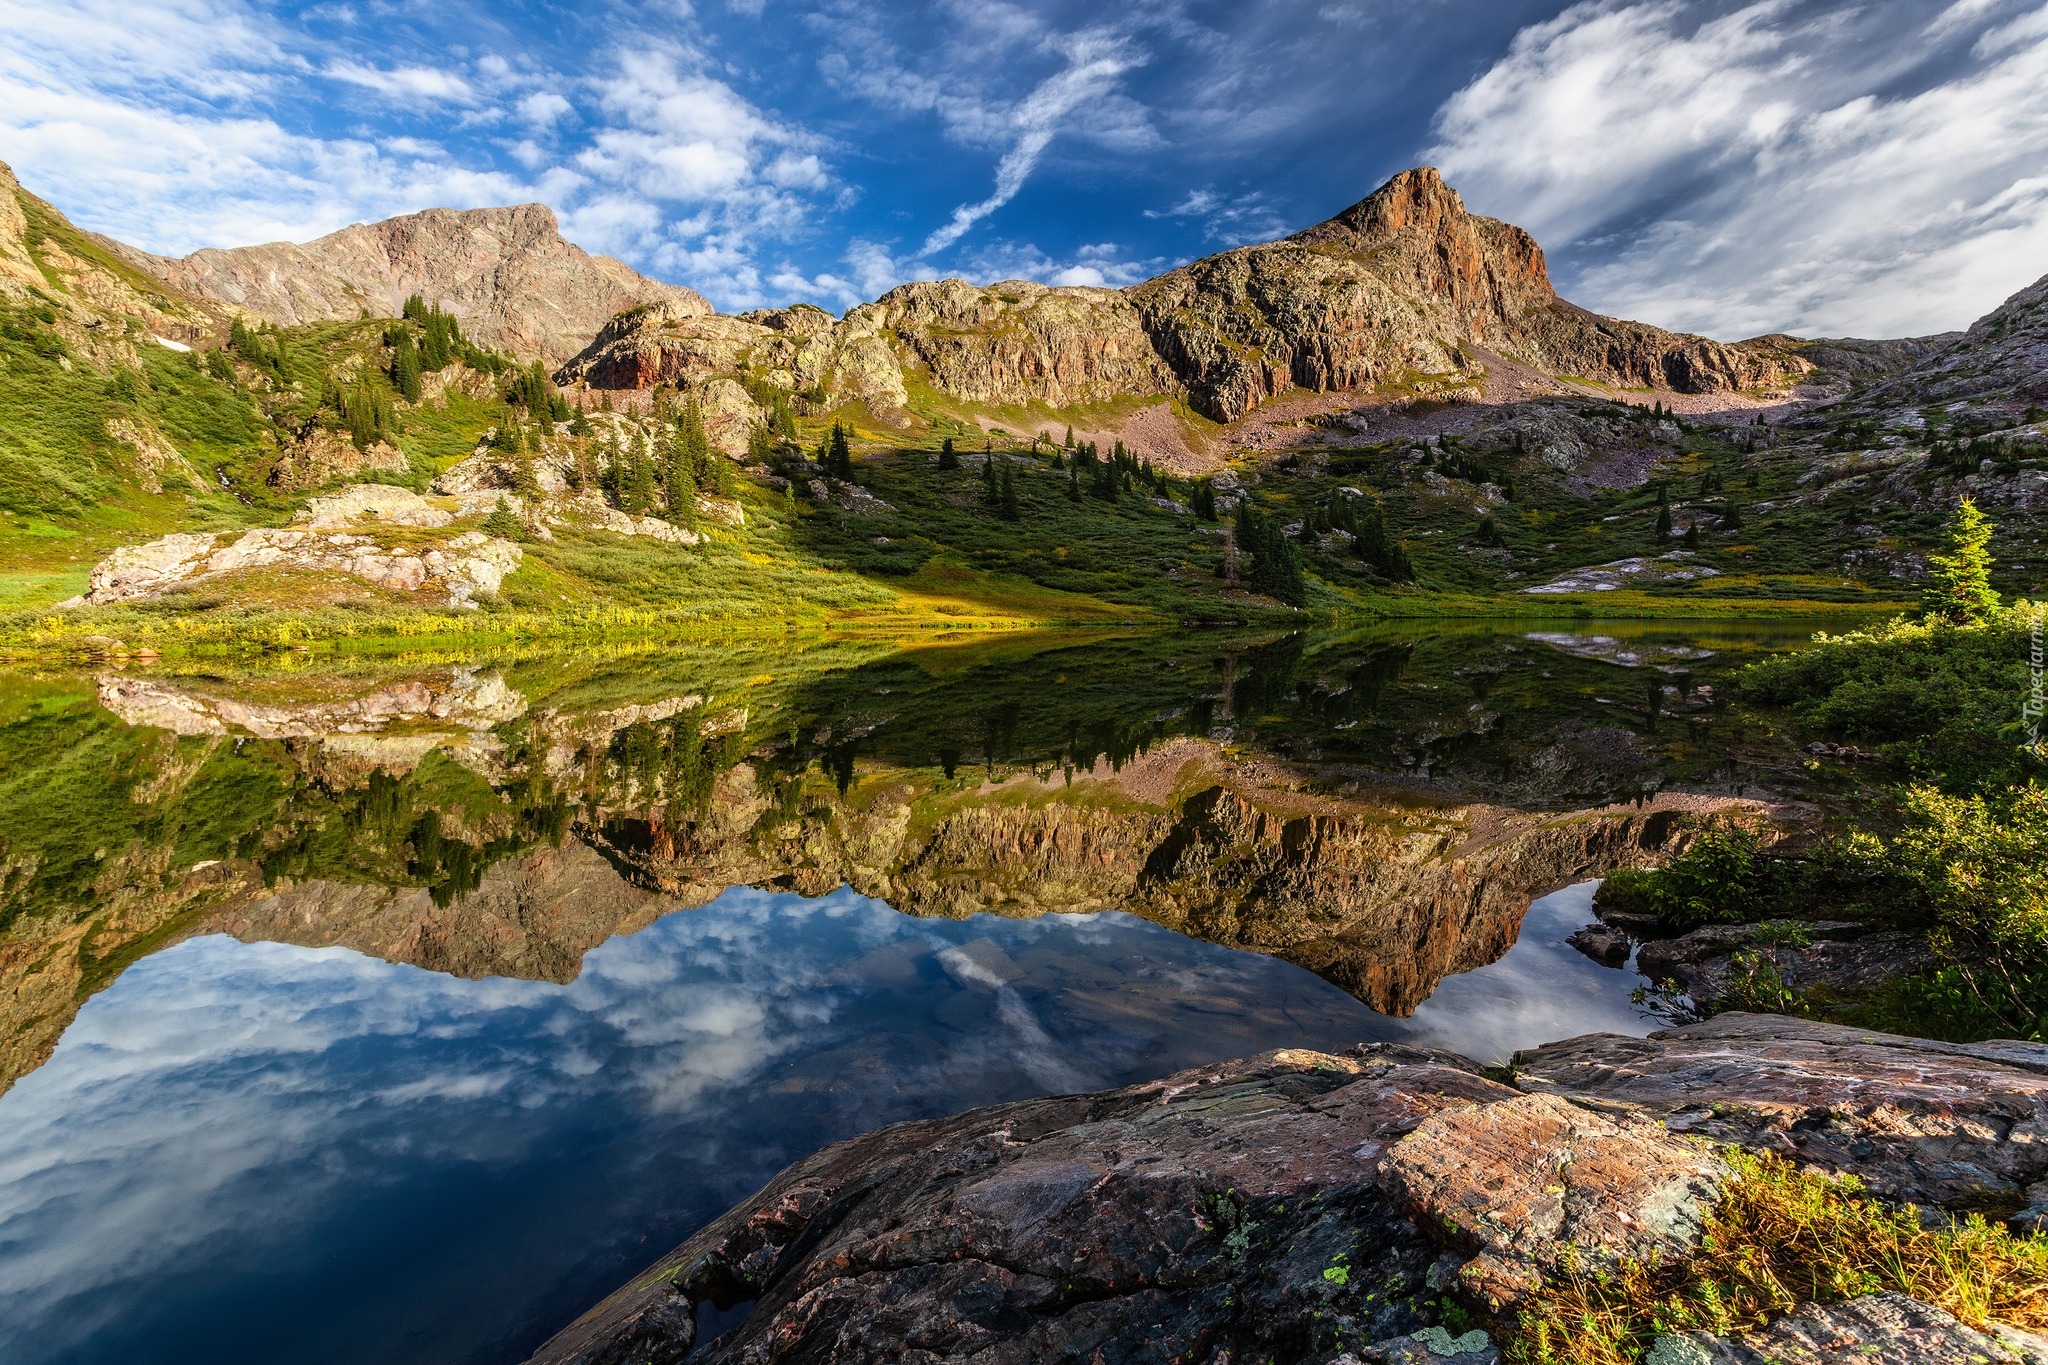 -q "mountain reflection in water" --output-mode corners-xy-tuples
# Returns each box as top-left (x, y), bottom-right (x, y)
(0, 881), (1633, 1365)
(0, 621), (1841, 1365)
